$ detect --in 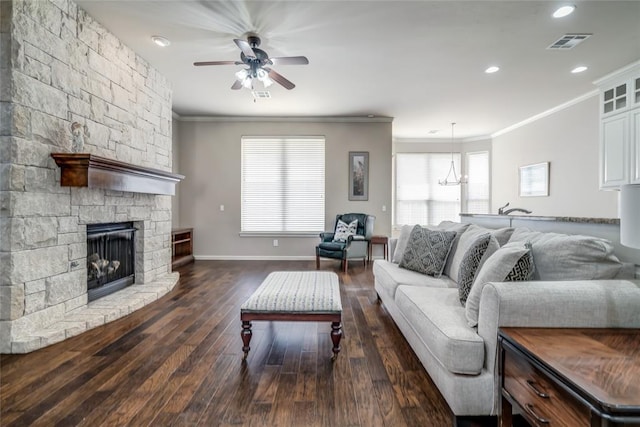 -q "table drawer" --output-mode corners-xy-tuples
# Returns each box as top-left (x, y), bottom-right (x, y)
(503, 347), (590, 426)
